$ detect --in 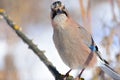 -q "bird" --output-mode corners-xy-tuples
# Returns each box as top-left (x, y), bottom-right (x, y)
(50, 1), (120, 79)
